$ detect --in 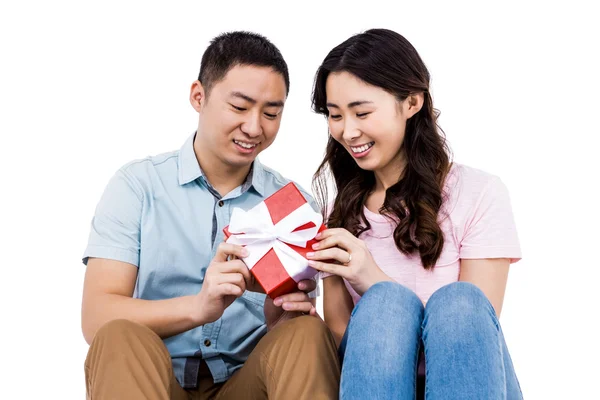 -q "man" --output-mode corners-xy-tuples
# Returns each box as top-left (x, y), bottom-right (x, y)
(82, 31), (340, 399)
